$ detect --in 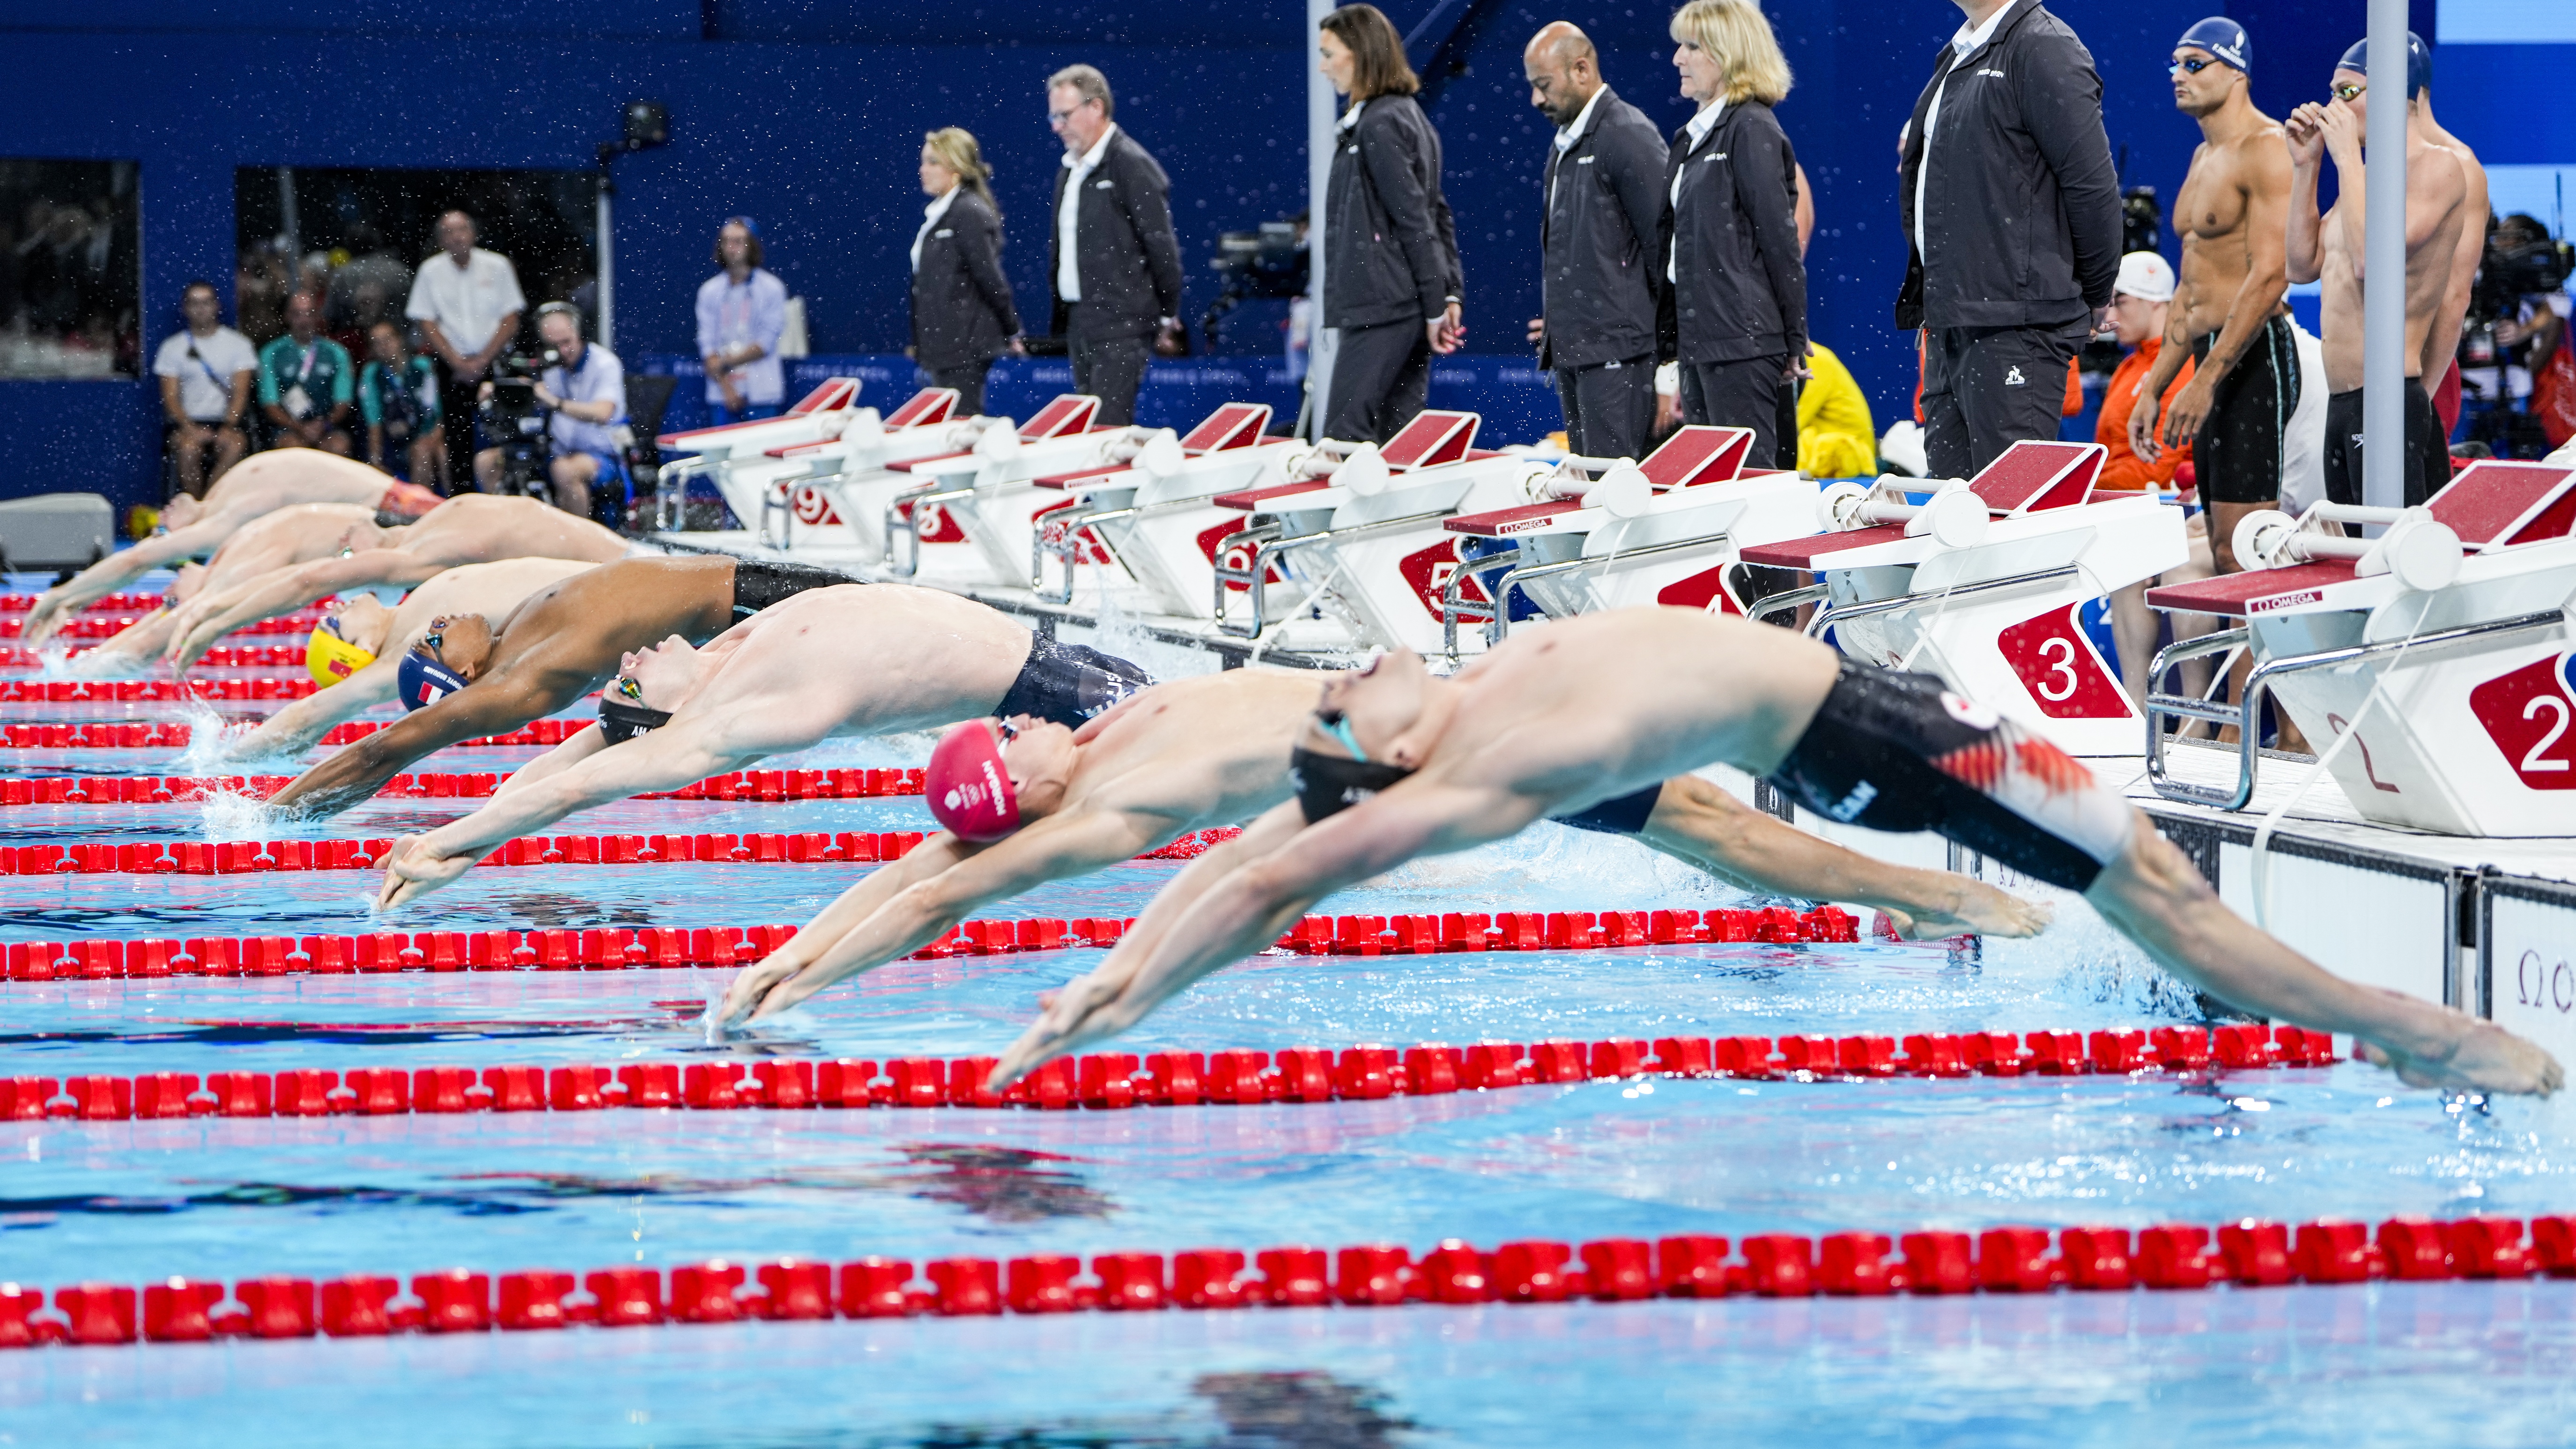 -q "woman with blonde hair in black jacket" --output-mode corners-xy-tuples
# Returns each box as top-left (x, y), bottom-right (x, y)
(909, 127), (1021, 417)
